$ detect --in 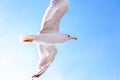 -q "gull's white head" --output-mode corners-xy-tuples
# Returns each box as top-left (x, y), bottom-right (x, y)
(63, 34), (78, 41)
